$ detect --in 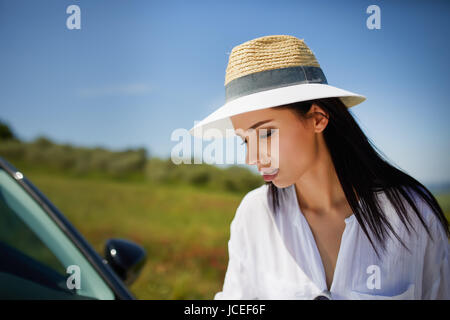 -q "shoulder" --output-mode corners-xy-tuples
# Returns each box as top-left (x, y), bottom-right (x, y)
(398, 185), (445, 230)
(375, 185), (448, 241)
(240, 183), (269, 207)
(231, 184), (270, 228)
